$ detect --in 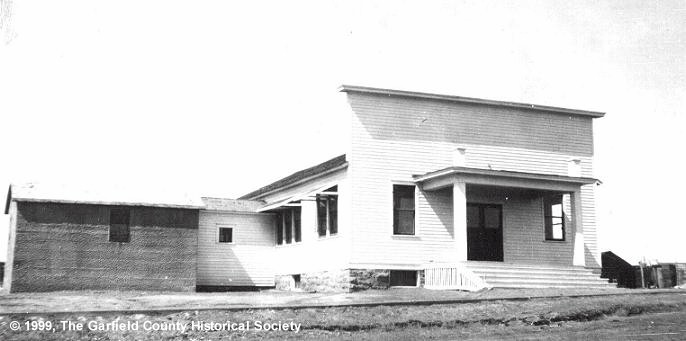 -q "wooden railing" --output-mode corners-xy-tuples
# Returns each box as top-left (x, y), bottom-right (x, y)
(424, 263), (491, 291)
